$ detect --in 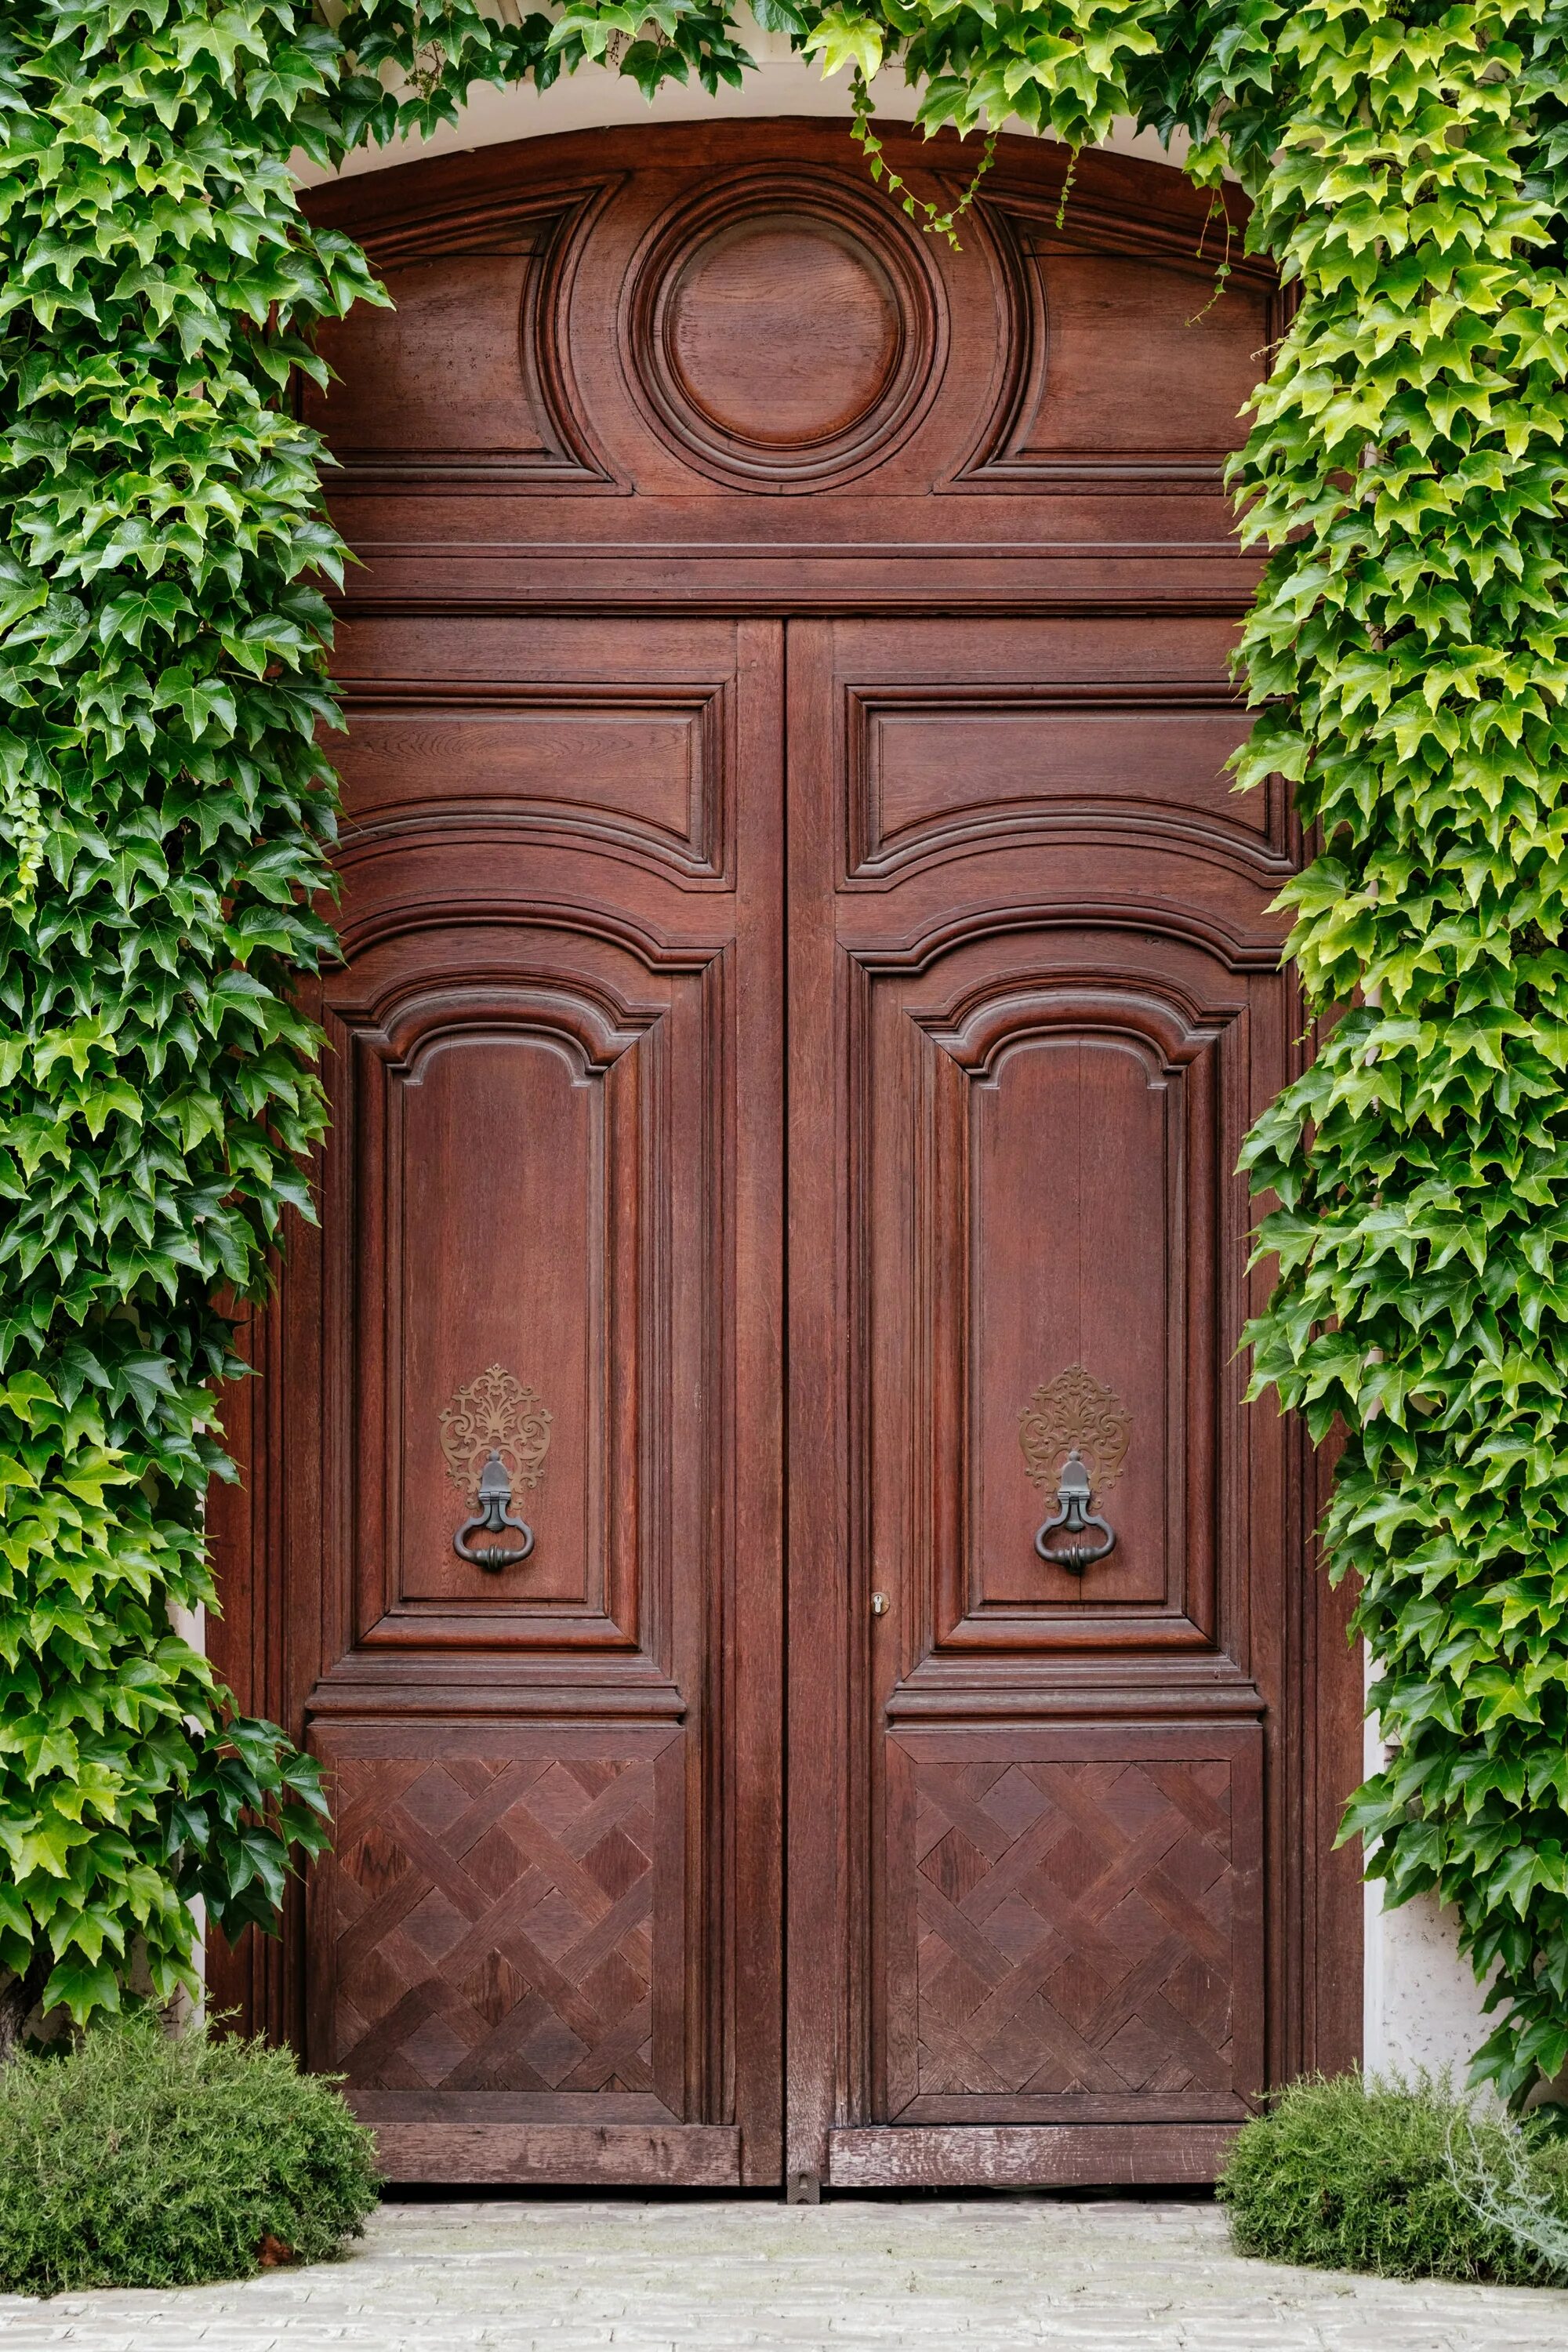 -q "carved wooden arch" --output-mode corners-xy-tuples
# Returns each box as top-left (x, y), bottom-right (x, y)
(917, 970), (1244, 1076)
(303, 118), (1272, 515)
(848, 895), (1287, 978)
(330, 890), (730, 973)
(324, 928), (702, 1040)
